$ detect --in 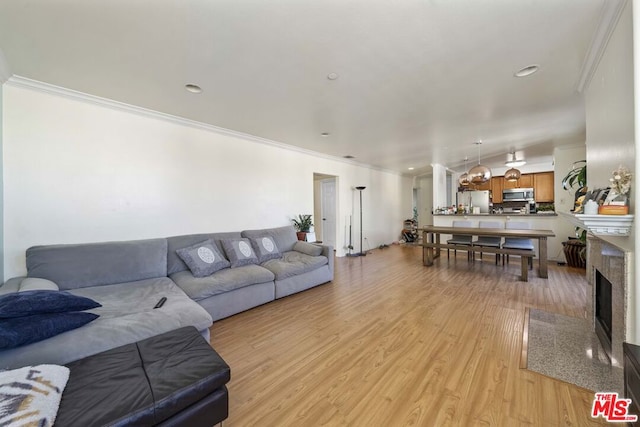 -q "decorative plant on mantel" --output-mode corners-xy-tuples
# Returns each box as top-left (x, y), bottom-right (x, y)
(561, 160), (587, 267)
(561, 160), (587, 213)
(292, 214), (313, 241)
